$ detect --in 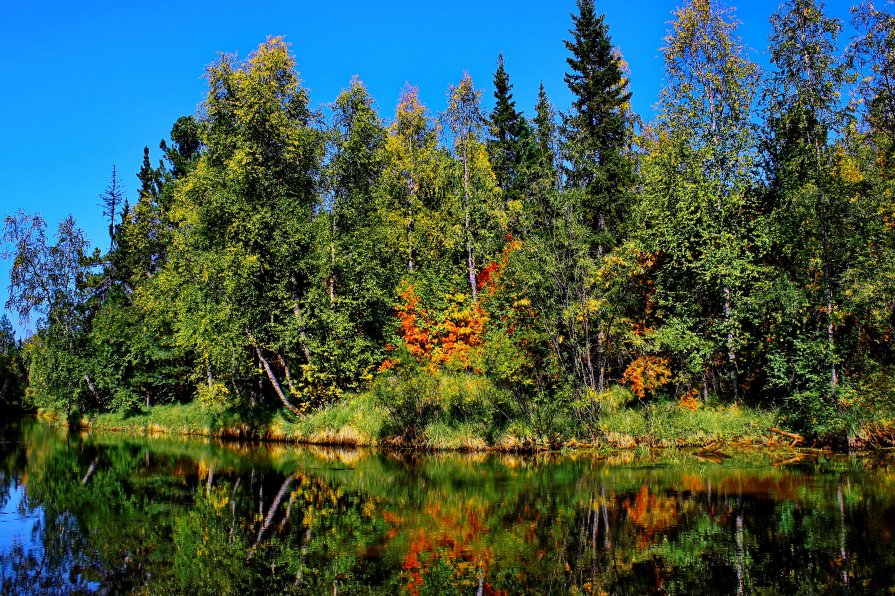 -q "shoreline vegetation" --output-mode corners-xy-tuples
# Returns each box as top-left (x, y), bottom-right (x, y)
(4, 0), (895, 453)
(56, 400), (782, 452)
(44, 397), (813, 452)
